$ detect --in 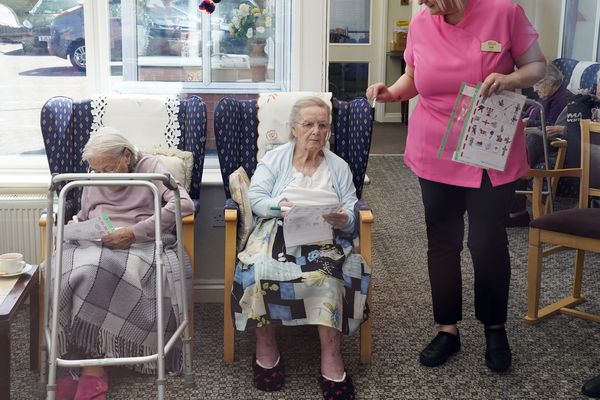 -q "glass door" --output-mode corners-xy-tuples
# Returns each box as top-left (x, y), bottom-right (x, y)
(327, 0), (384, 109)
(561, 0), (600, 61)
